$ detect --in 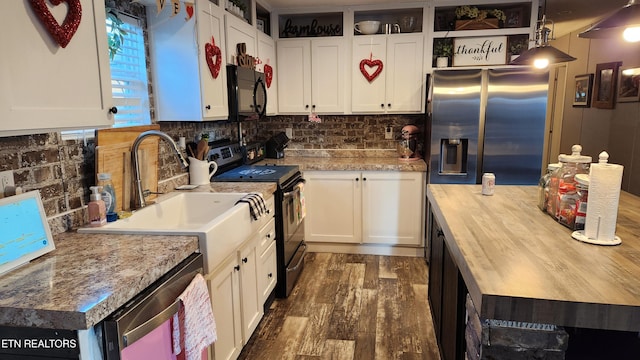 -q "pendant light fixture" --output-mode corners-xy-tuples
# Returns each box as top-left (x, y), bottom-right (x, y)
(578, 0), (640, 42)
(510, 12), (577, 68)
